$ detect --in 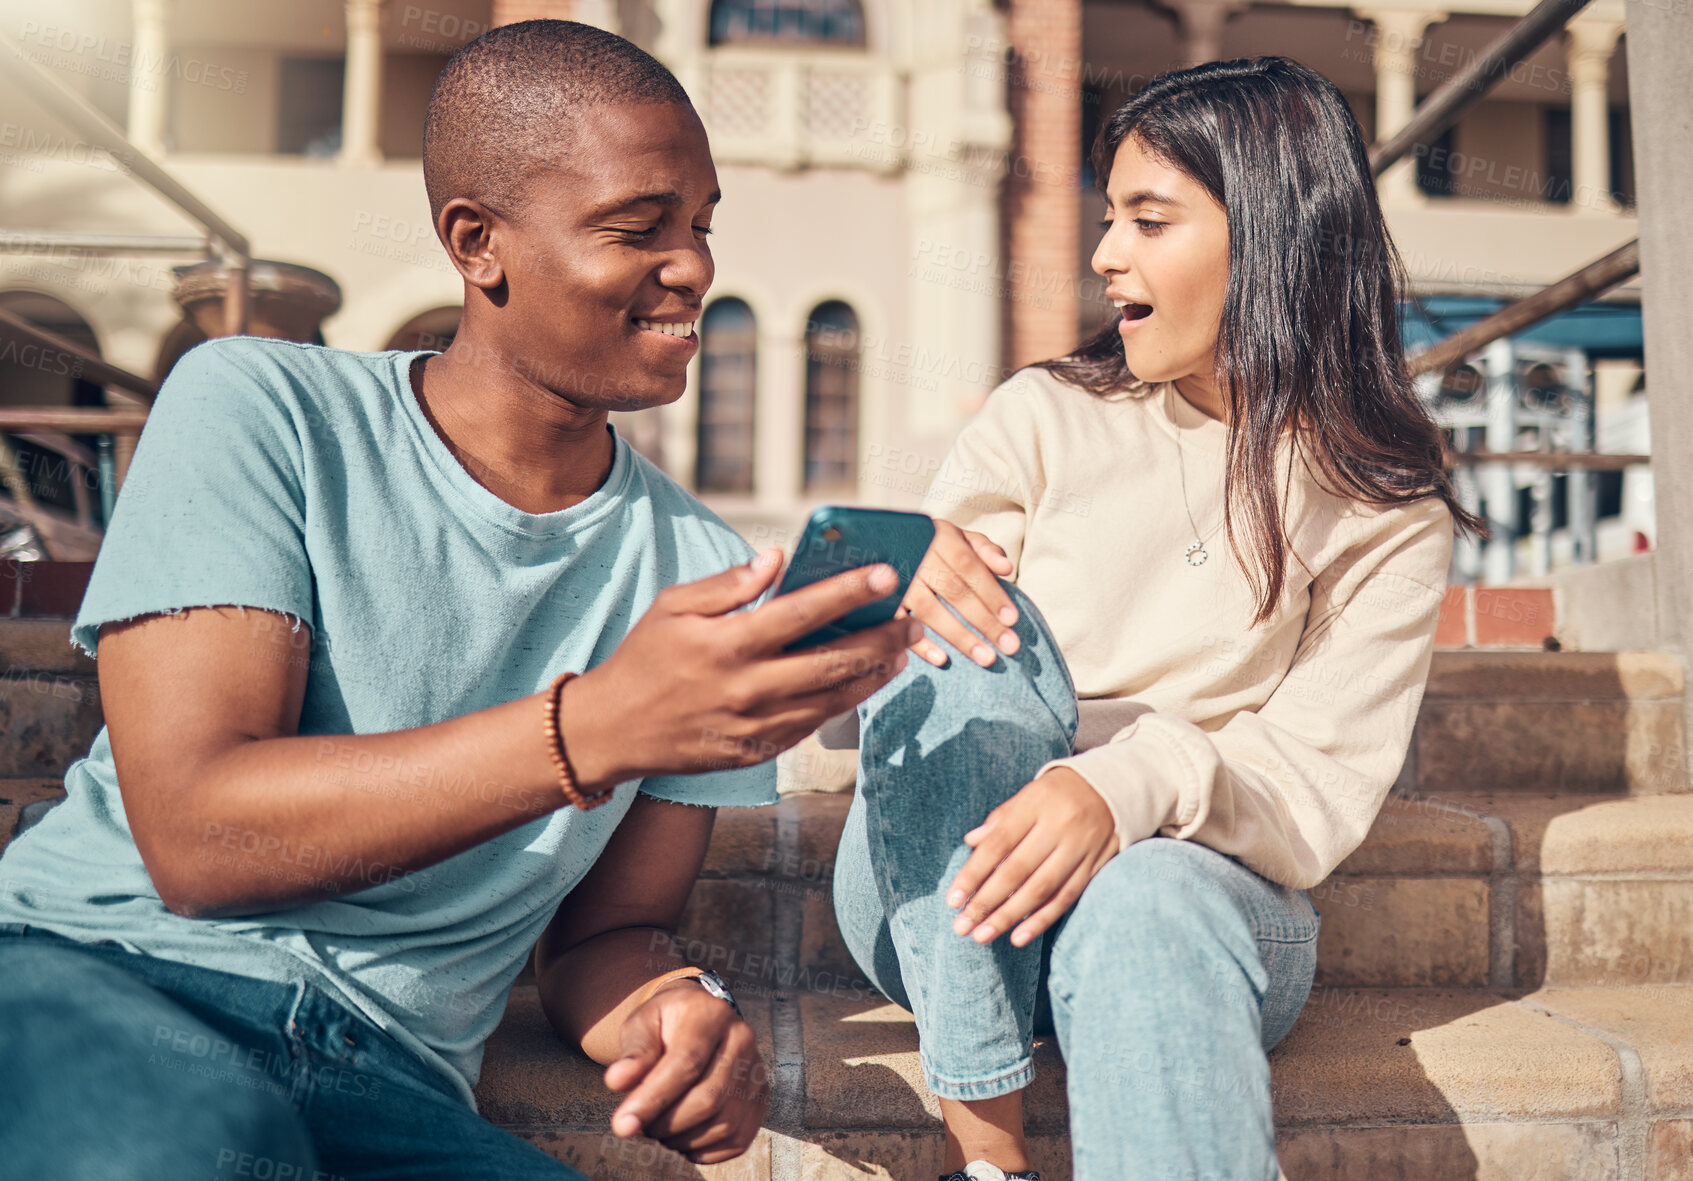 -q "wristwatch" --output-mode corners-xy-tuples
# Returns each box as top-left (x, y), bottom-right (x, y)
(691, 969), (743, 1019)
